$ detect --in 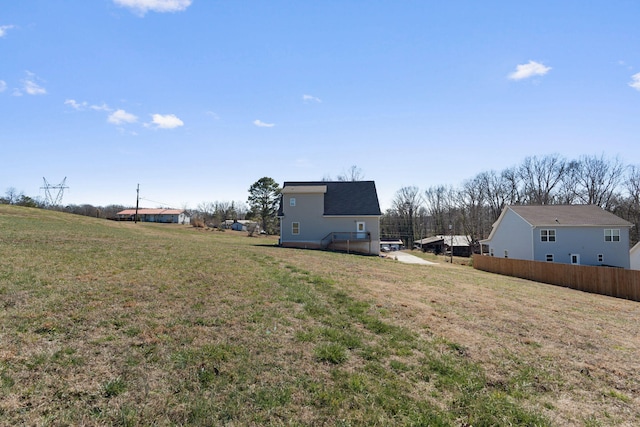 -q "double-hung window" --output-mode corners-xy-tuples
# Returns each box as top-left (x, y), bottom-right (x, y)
(289, 197), (296, 207)
(292, 222), (300, 235)
(604, 229), (620, 242)
(541, 229), (556, 242)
